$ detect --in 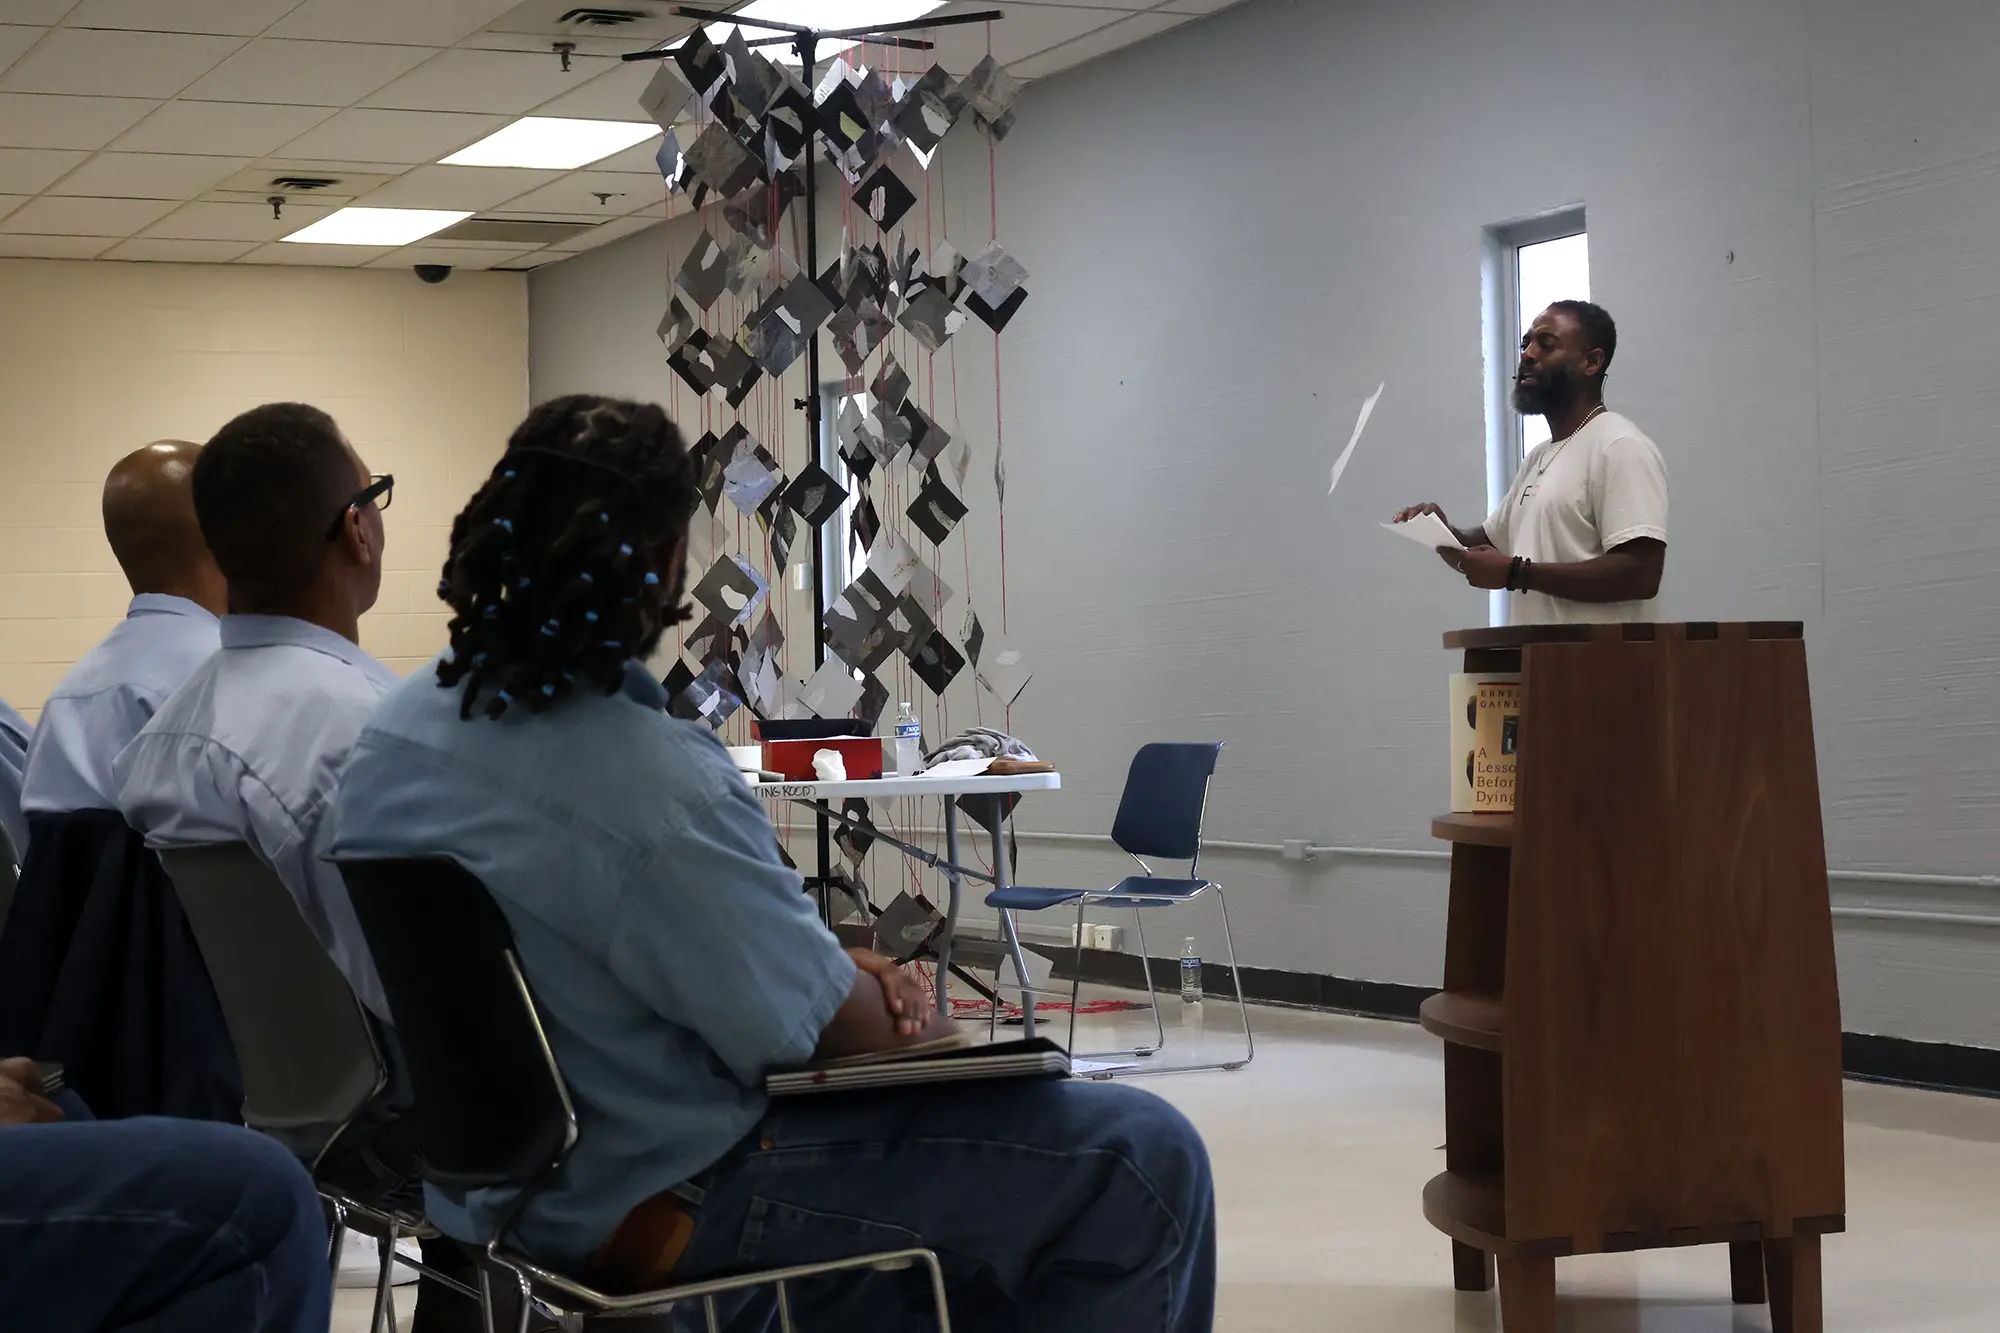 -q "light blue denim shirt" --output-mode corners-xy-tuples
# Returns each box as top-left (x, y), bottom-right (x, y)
(21, 594), (220, 816)
(112, 615), (401, 1023)
(0, 697), (29, 859)
(328, 658), (857, 1267)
